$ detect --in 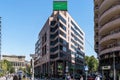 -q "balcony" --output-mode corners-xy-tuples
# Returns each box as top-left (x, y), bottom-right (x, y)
(99, 17), (120, 34)
(94, 7), (99, 13)
(94, 18), (98, 23)
(100, 32), (120, 45)
(94, 0), (98, 5)
(99, 5), (120, 26)
(98, 0), (104, 7)
(99, 0), (118, 15)
(95, 27), (99, 31)
(100, 45), (120, 56)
